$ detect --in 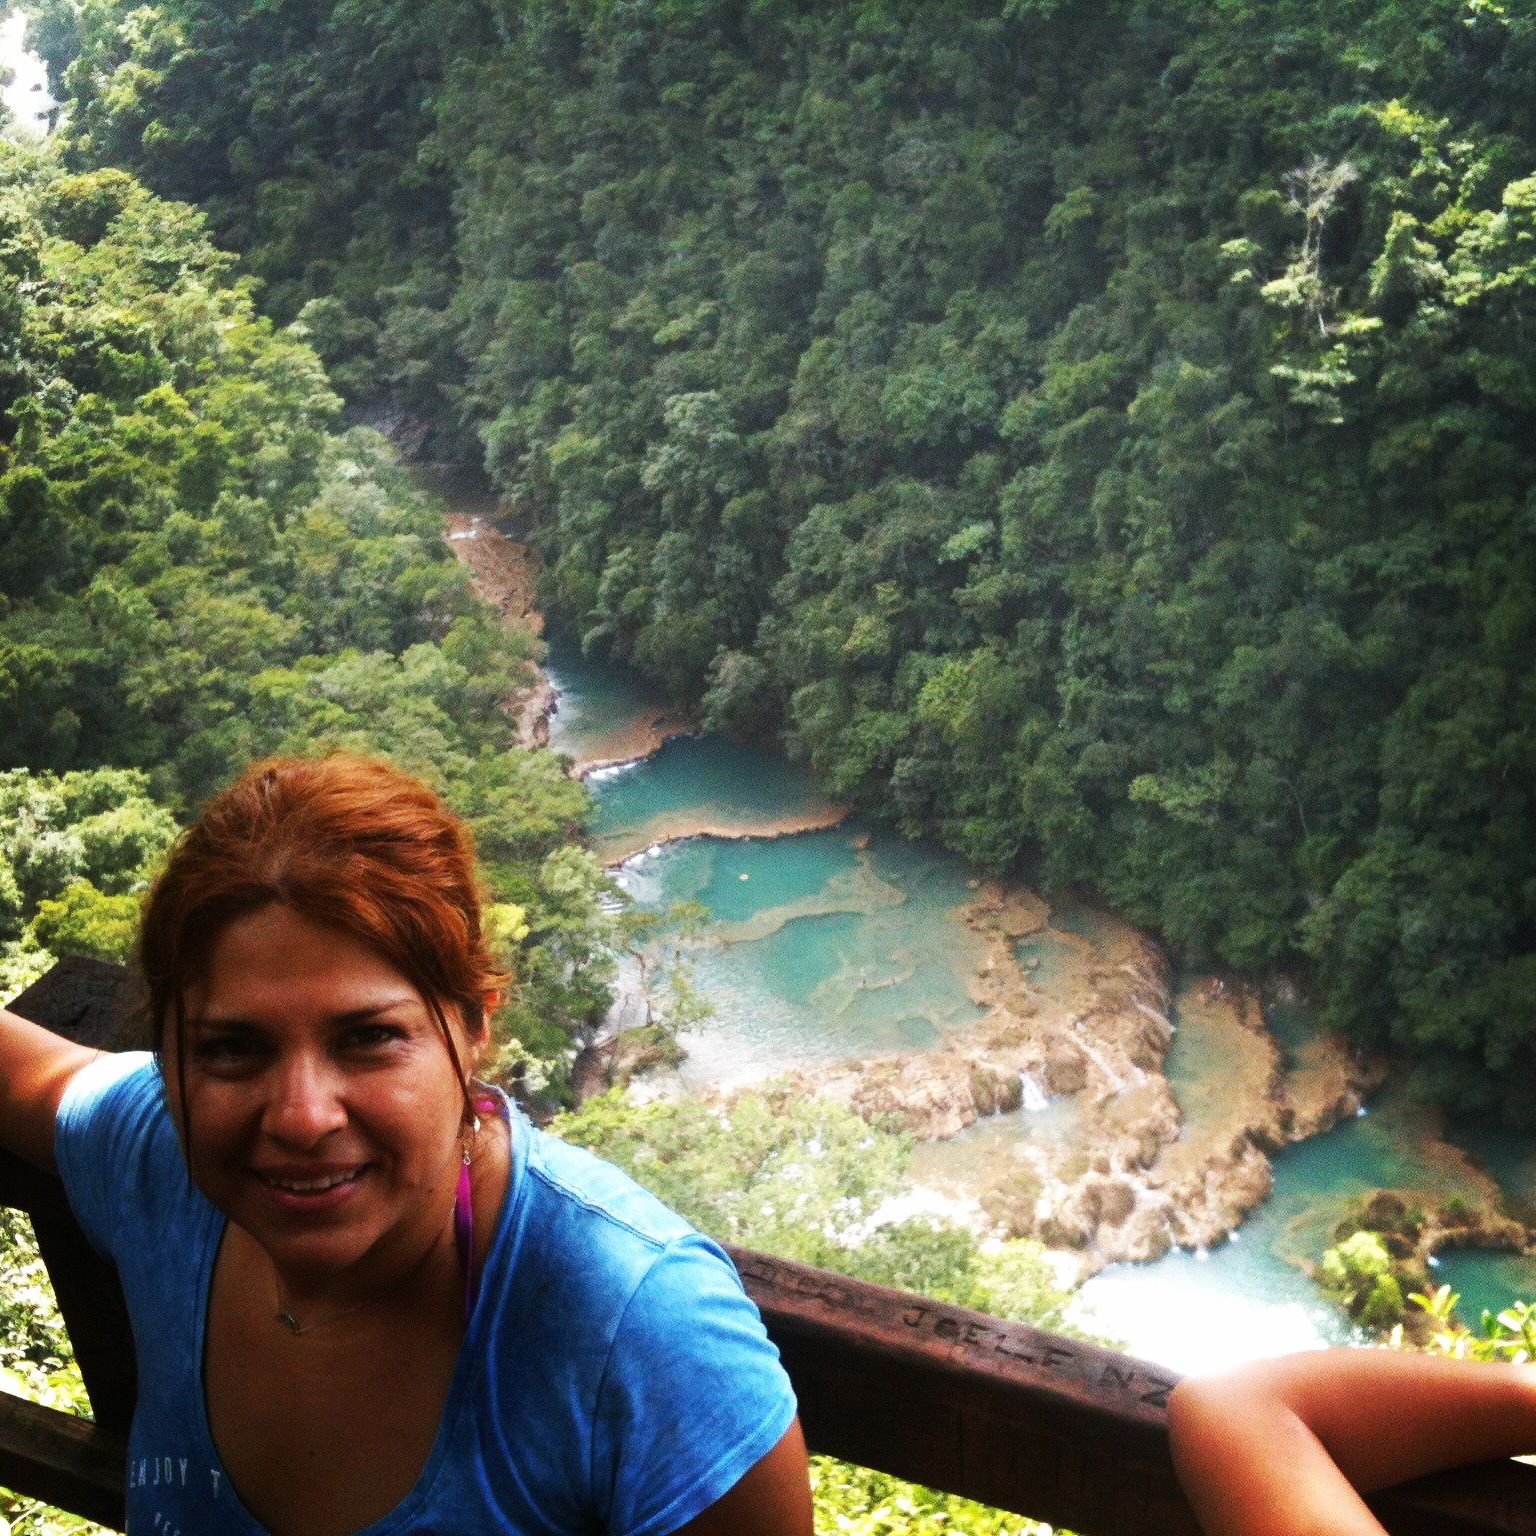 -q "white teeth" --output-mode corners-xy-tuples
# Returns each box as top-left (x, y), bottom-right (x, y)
(265, 1170), (356, 1193)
